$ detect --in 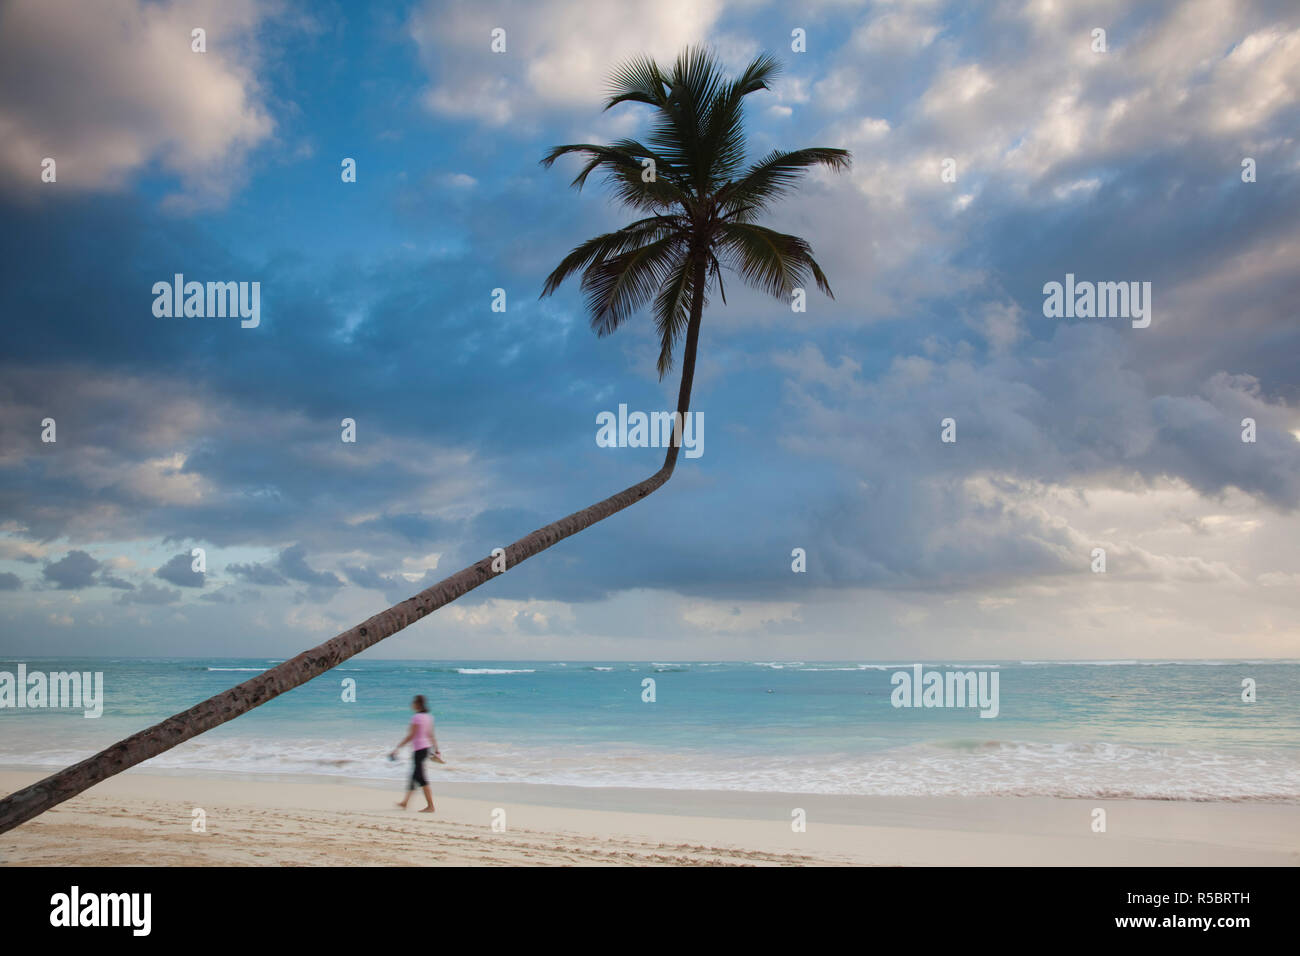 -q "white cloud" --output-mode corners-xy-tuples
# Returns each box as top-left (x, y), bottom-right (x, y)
(772, 344), (864, 393)
(0, 0), (275, 206)
(442, 597), (576, 634)
(409, 0), (727, 129)
(966, 301), (1025, 354)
